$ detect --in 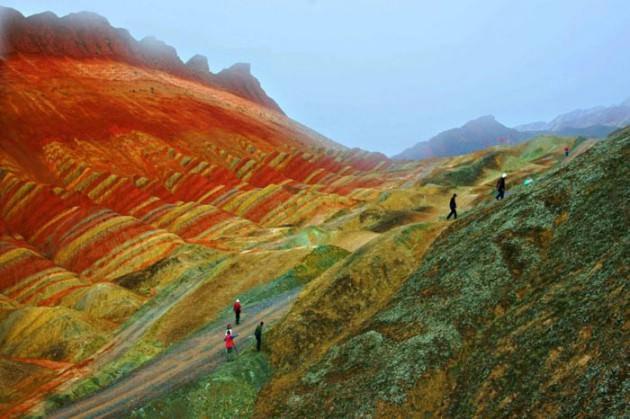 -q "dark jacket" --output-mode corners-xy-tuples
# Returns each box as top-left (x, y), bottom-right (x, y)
(255, 324), (263, 339)
(497, 177), (506, 191)
(449, 196), (457, 209)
